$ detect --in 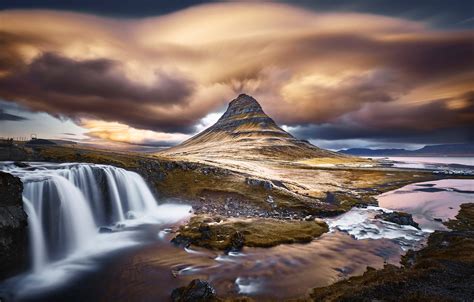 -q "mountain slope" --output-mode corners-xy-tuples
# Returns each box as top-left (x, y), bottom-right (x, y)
(161, 94), (342, 160)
